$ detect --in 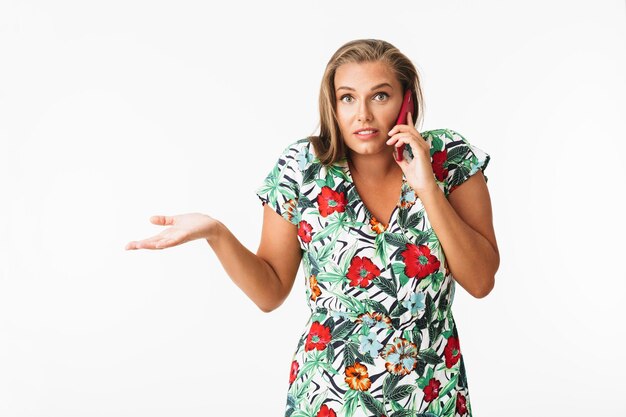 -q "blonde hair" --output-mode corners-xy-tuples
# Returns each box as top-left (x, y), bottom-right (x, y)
(308, 39), (426, 167)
